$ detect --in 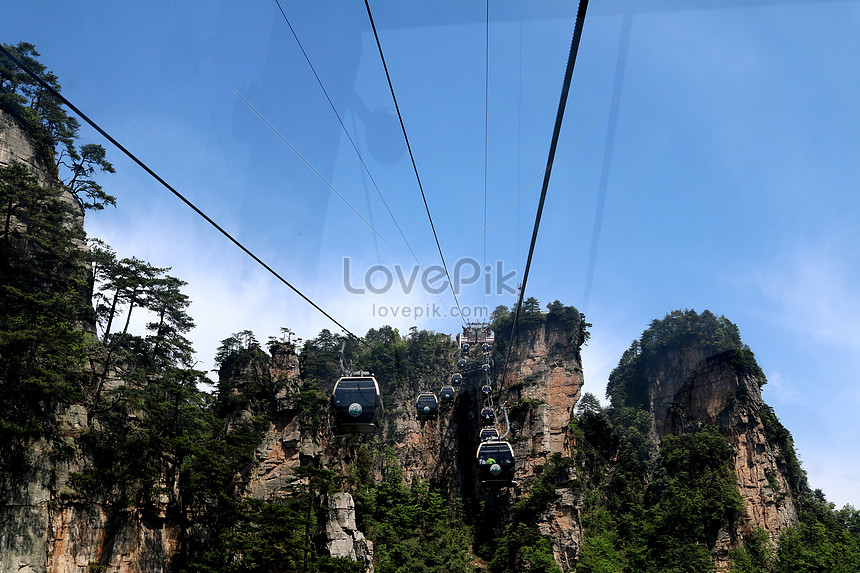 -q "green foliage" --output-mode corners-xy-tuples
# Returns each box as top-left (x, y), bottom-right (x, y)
(729, 509), (860, 573)
(300, 328), (349, 391)
(476, 454), (573, 573)
(353, 476), (476, 573)
(576, 392), (604, 418)
(729, 528), (774, 573)
(0, 162), (89, 443)
(186, 467), (366, 573)
(509, 397), (547, 417)
(490, 298), (590, 353)
(574, 419), (742, 573)
(759, 405), (808, 501)
(577, 506), (625, 573)
(607, 309), (766, 410)
(0, 42), (115, 209)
